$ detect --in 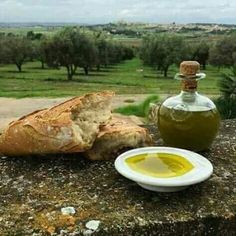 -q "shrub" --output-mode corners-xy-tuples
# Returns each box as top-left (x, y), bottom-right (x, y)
(114, 95), (159, 117)
(215, 96), (236, 119)
(215, 70), (236, 119)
